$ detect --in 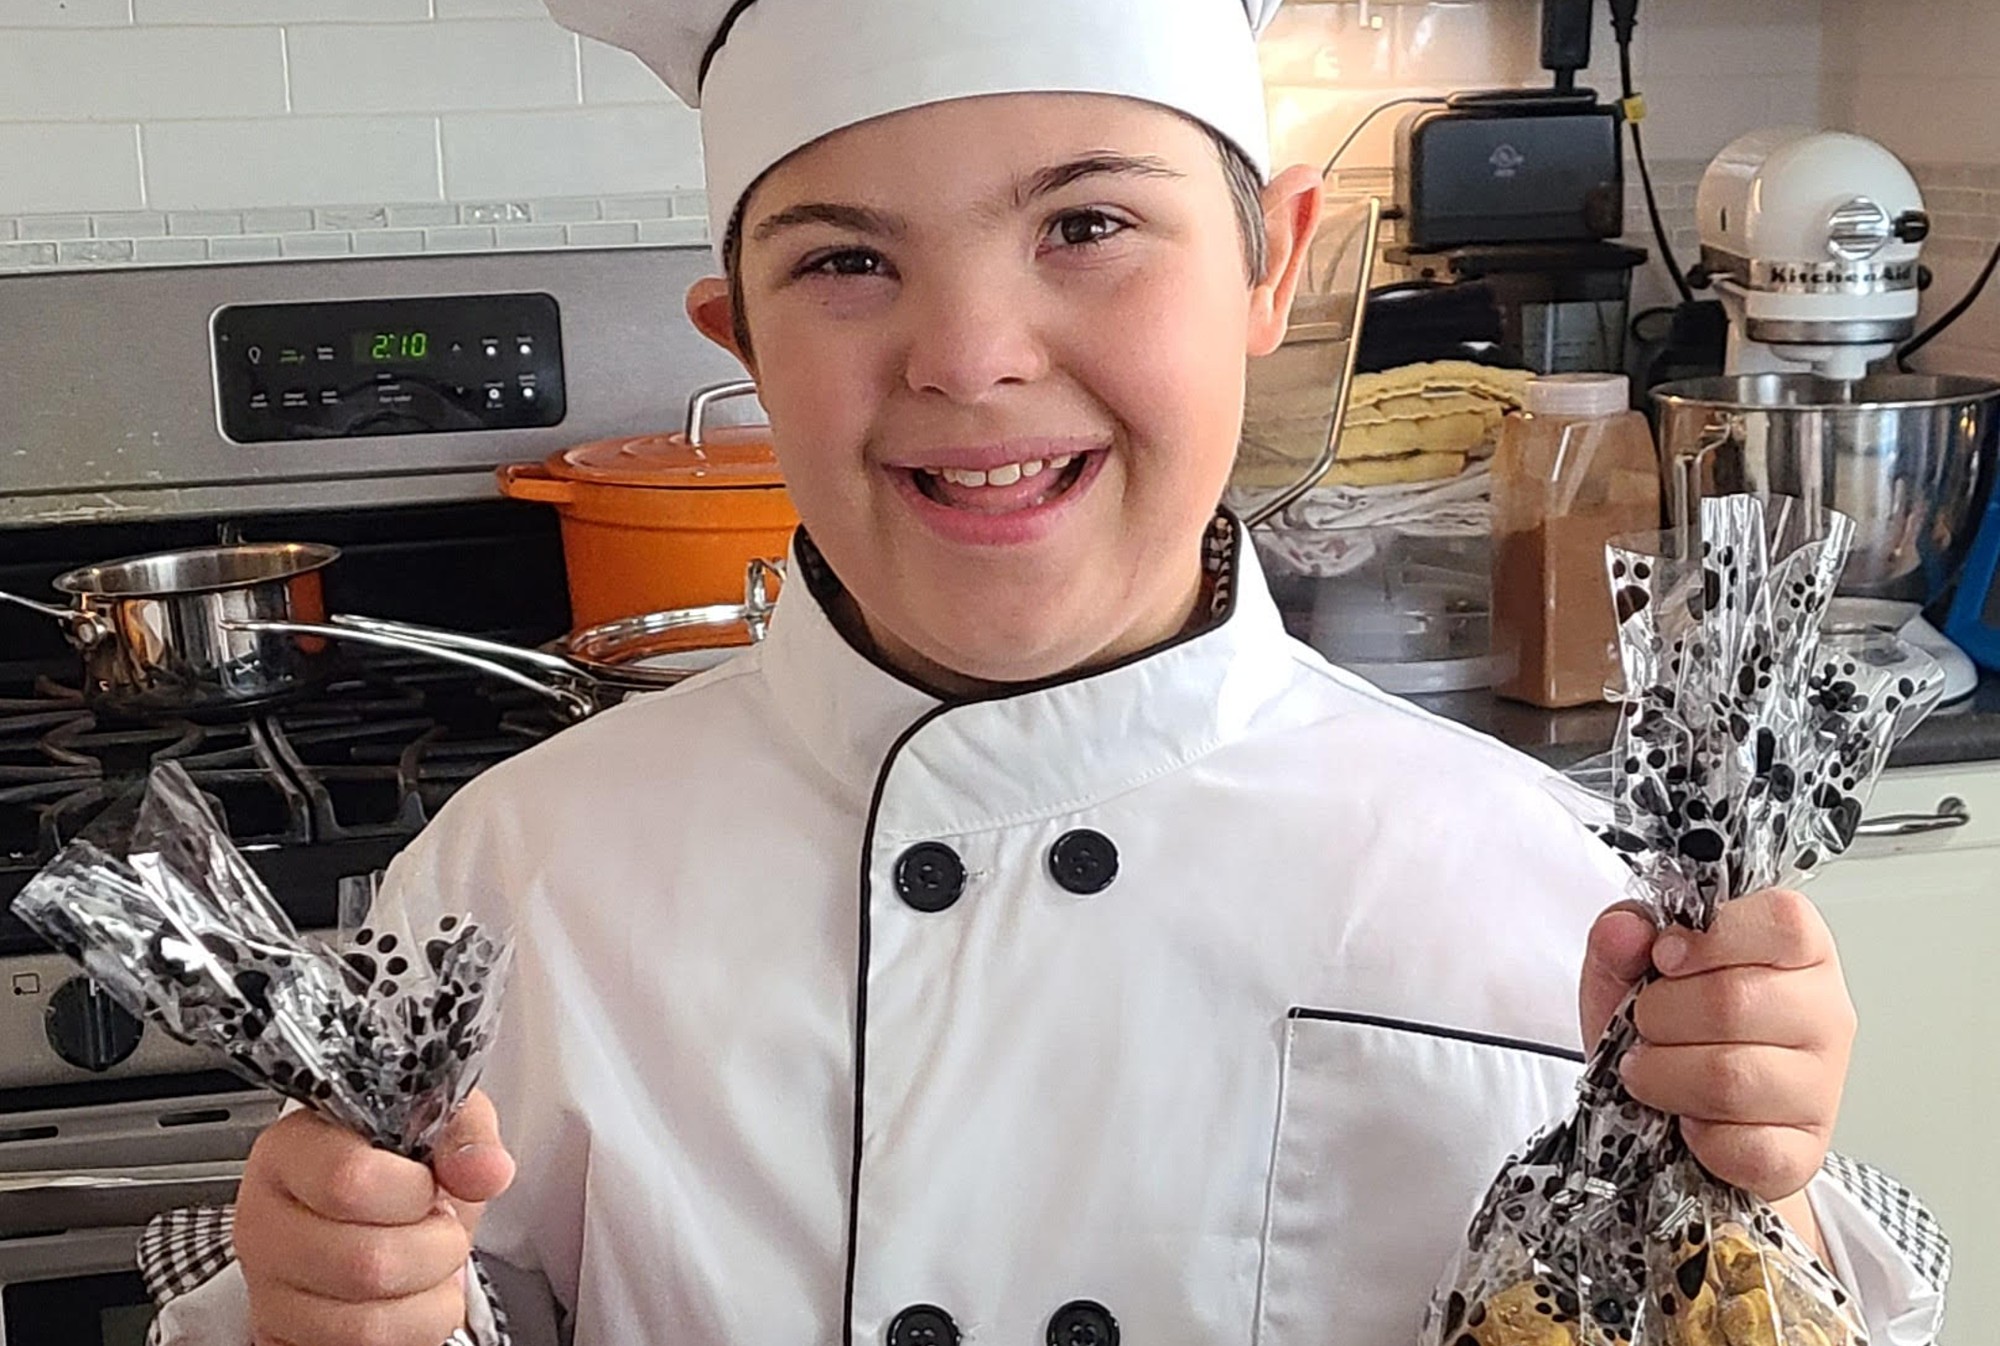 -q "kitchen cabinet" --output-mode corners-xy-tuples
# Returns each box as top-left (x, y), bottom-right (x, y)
(1809, 763), (2000, 1346)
